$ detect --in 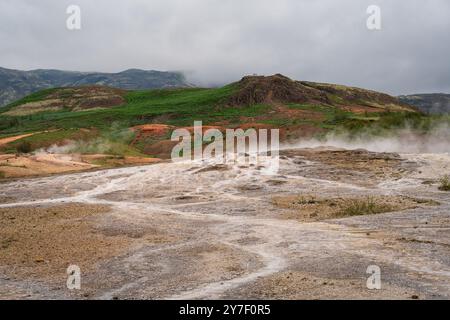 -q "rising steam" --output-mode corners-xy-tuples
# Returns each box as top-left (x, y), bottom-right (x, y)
(288, 122), (450, 154)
